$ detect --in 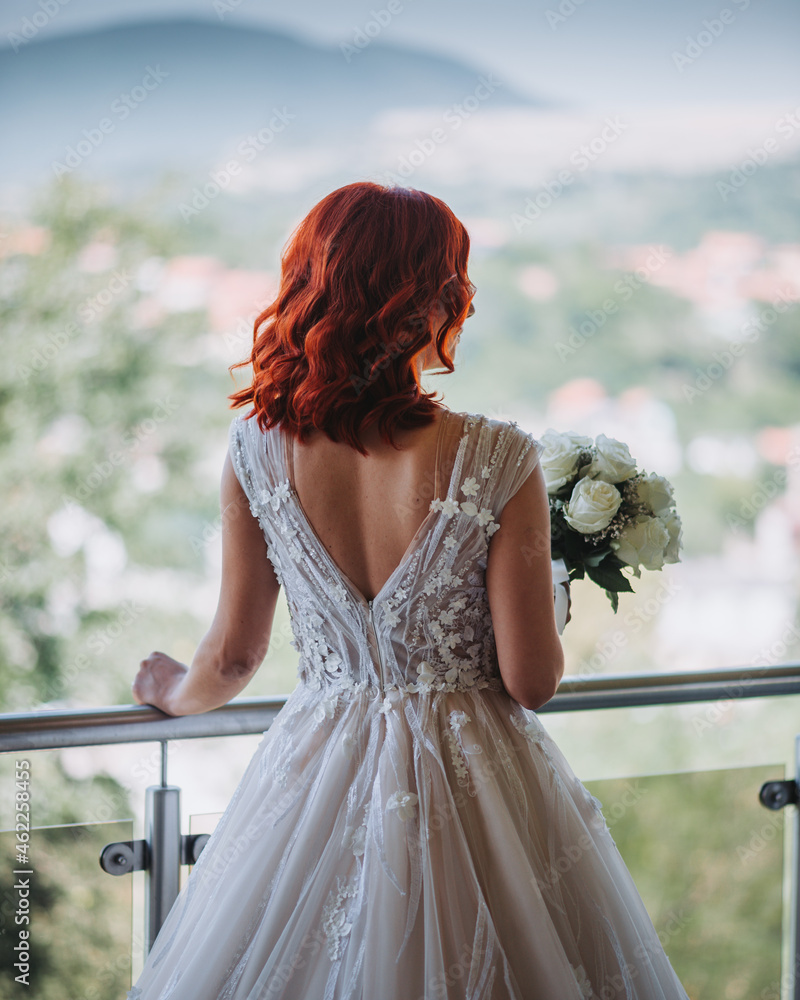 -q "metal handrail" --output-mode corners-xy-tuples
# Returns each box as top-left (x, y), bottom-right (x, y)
(2, 662), (798, 987)
(1, 663), (799, 753)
